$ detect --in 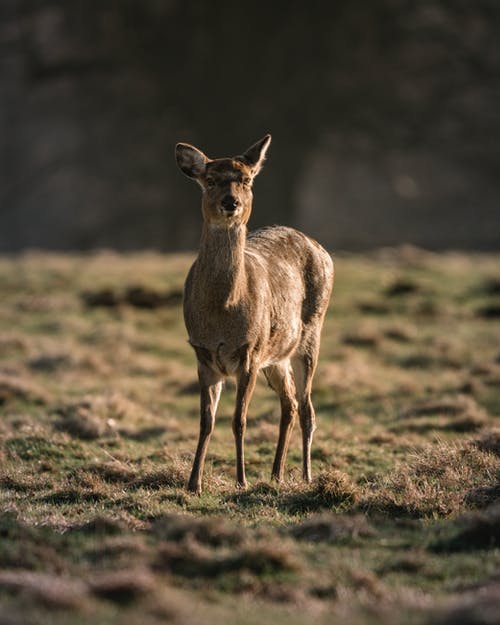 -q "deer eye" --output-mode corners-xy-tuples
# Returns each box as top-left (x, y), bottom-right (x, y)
(243, 177), (251, 188)
(206, 178), (215, 188)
